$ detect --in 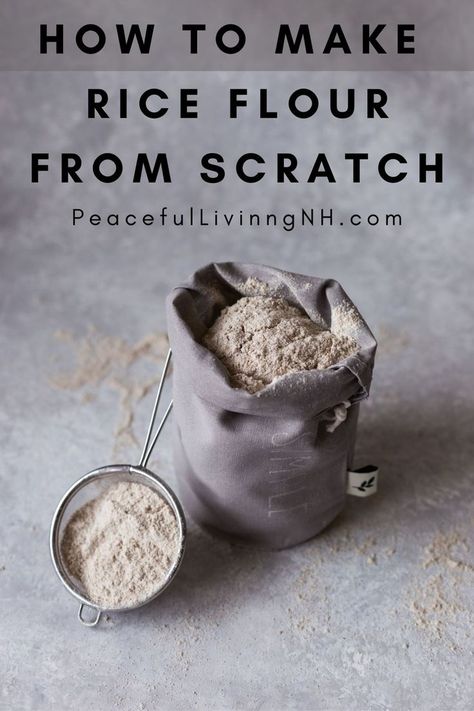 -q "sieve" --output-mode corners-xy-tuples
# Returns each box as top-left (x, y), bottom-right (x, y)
(50, 349), (185, 627)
